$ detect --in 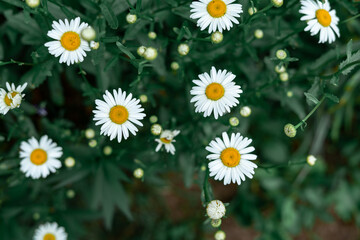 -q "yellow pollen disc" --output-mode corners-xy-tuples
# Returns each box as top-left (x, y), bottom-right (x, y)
(207, 0), (227, 18)
(160, 138), (172, 144)
(30, 149), (48, 165)
(4, 92), (17, 106)
(60, 31), (81, 51)
(43, 233), (56, 240)
(316, 9), (331, 27)
(220, 147), (240, 168)
(109, 105), (129, 124)
(205, 83), (225, 101)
